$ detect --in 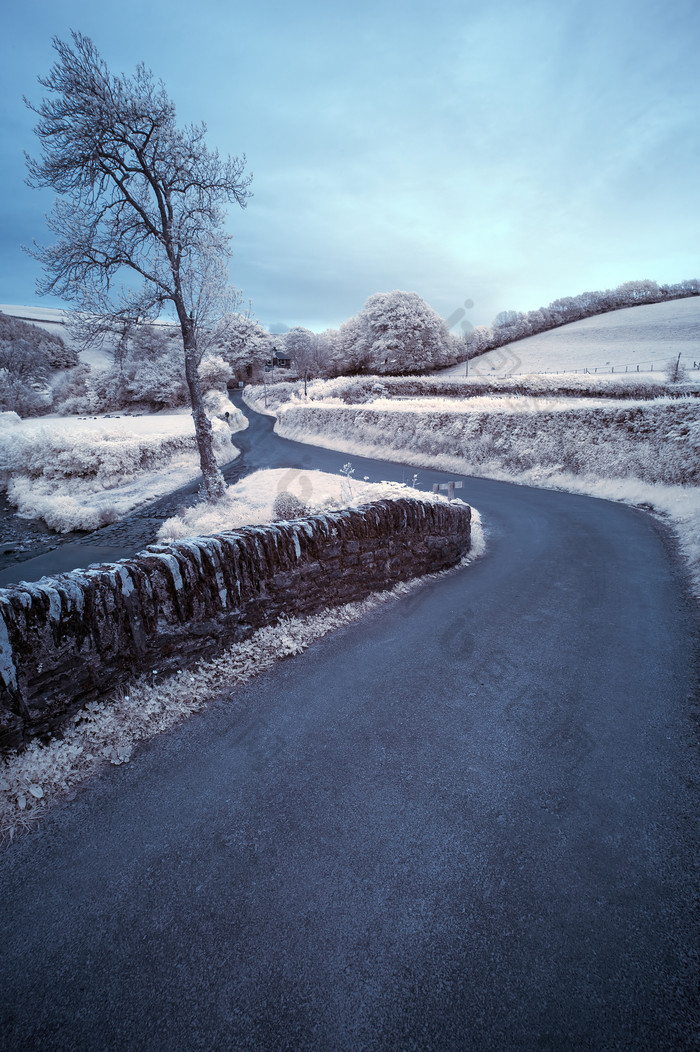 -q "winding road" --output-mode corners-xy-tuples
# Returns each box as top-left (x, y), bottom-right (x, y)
(0, 399), (698, 1050)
